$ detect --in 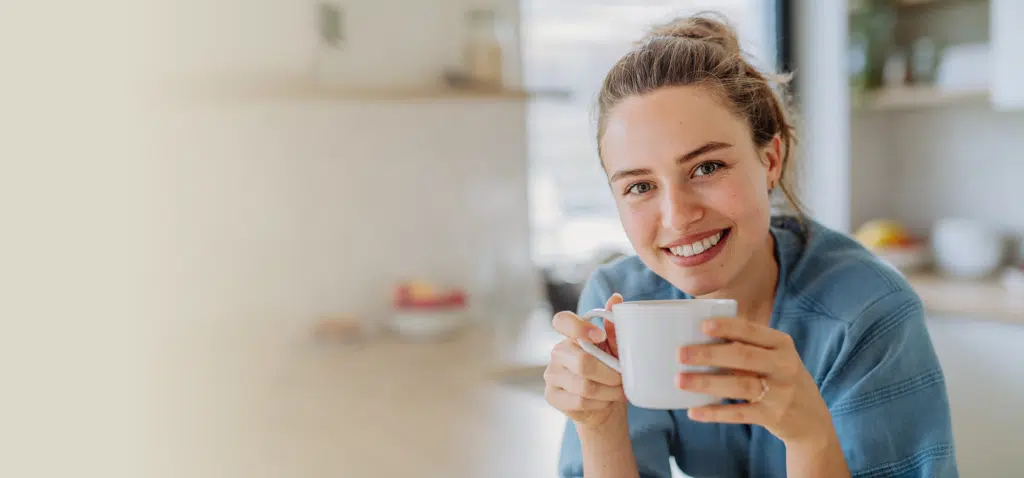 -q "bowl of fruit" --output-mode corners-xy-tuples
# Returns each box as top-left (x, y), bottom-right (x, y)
(387, 280), (469, 342)
(854, 219), (931, 272)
